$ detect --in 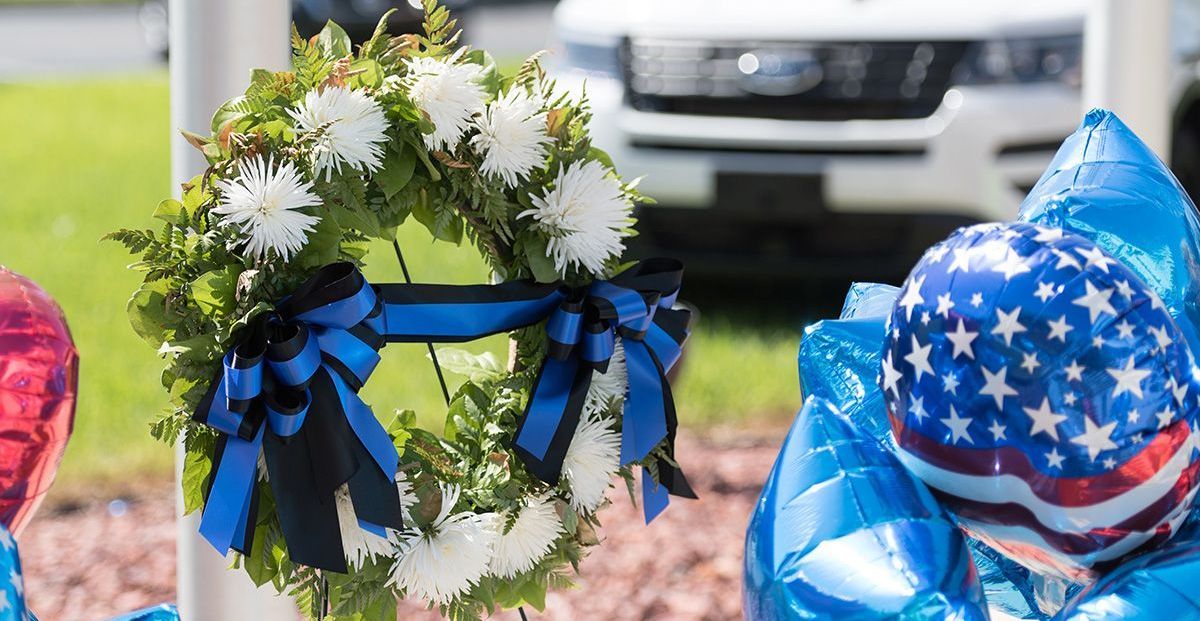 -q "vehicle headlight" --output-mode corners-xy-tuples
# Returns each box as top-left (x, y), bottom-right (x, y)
(955, 35), (1082, 87)
(558, 36), (623, 78)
